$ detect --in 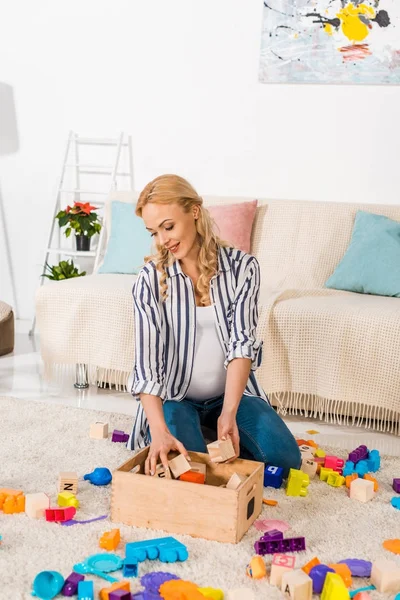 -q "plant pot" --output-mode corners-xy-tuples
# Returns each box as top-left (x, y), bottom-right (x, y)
(75, 235), (91, 251)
